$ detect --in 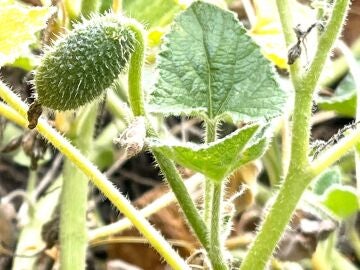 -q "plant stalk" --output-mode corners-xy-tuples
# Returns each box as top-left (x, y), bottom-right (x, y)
(126, 21), (146, 117)
(204, 120), (217, 226)
(239, 0), (350, 269)
(88, 174), (204, 241)
(310, 119), (360, 175)
(239, 88), (314, 270)
(125, 21), (209, 251)
(209, 183), (228, 270)
(0, 81), (190, 270)
(59, 104), (97, 270)
(203, 120), (228, 269)
(153, 151), (209, 248)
